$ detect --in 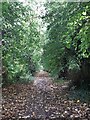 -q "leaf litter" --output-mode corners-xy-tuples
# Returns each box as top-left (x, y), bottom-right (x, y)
(2, 80), (90, 120)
